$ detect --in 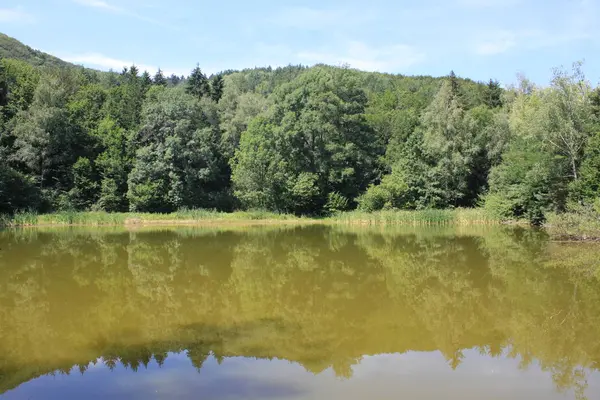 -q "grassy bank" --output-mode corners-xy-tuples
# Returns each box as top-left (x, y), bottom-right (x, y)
(3, 209), (600, 241)
(329, 208), (506, 226)
(0, 208), (508, 228)
(0, 210), (310, 227)
(546, 211), (600, 241)
(3, 209), (599, 241)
